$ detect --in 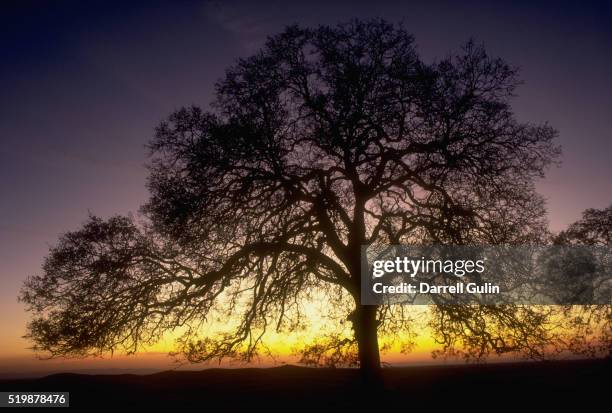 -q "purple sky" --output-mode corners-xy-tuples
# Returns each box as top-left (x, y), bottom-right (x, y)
(1, 0), (611, 358)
